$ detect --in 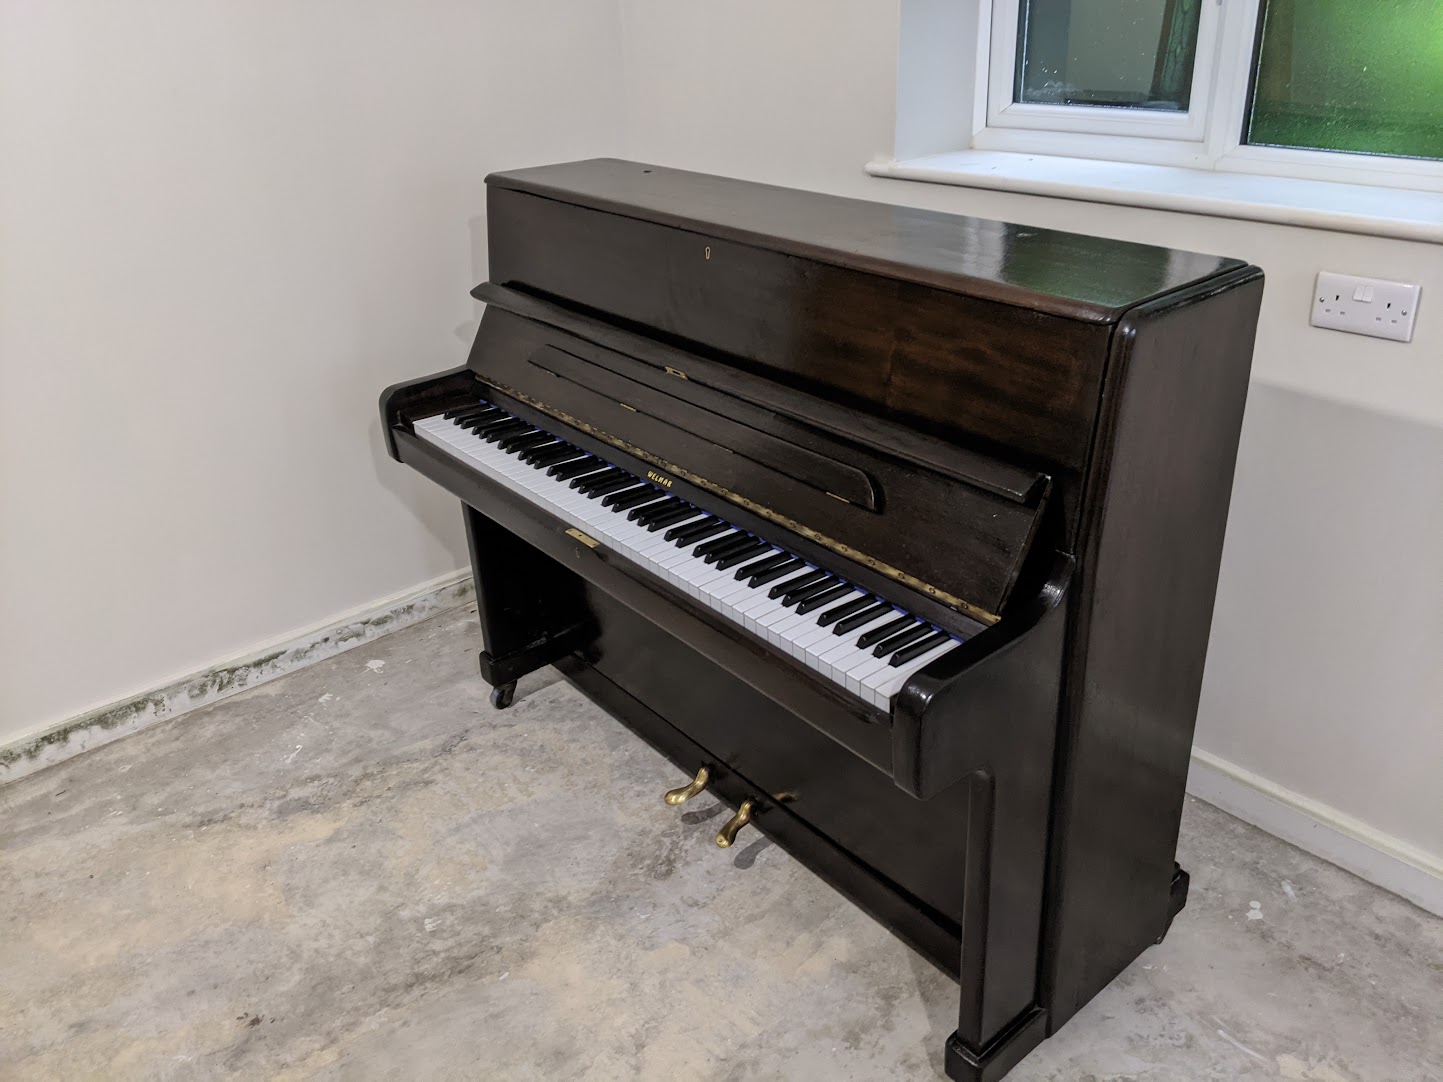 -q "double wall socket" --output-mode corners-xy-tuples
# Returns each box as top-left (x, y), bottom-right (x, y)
(1310, 271), (1421, 343)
